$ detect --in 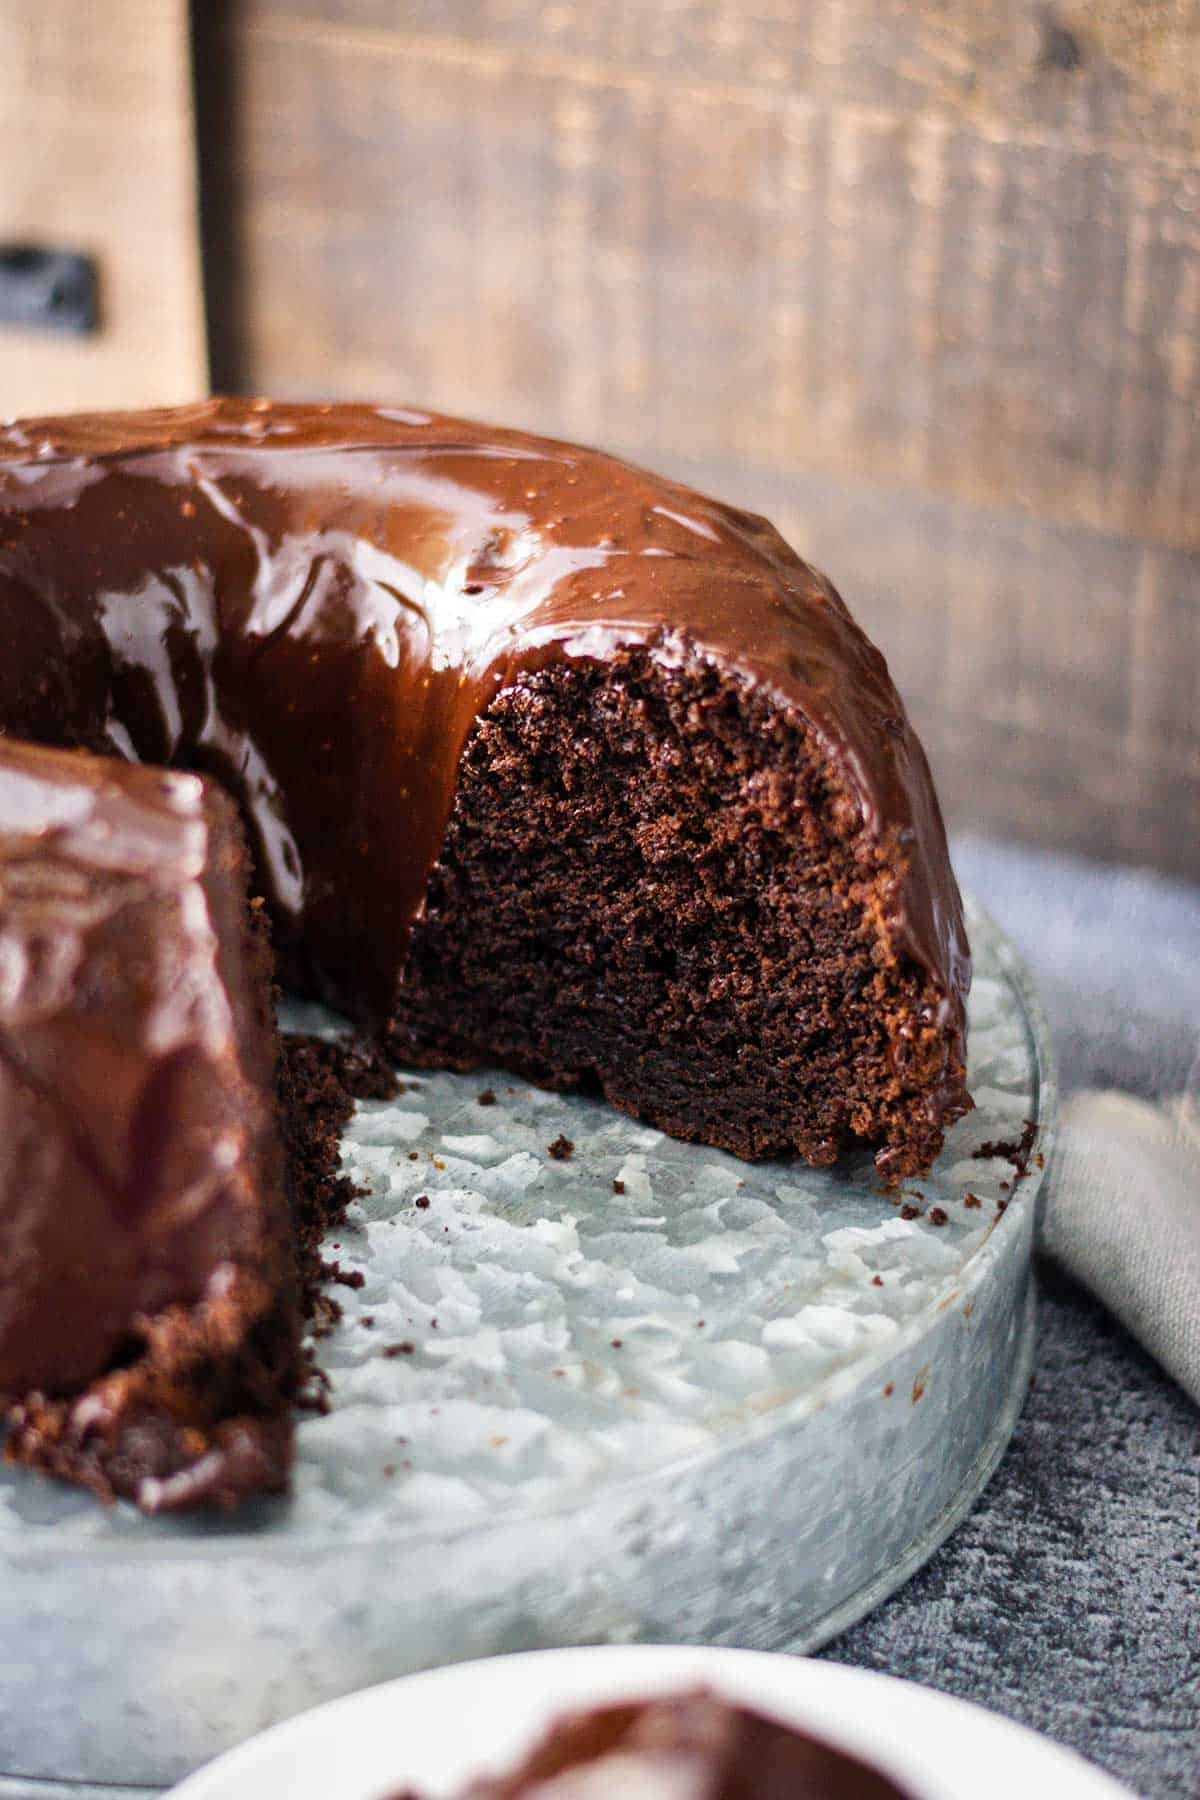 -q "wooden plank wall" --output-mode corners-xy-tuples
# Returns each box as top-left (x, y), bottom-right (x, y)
(0, 0), (206, 413)
(194, 0), (1200, 877)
